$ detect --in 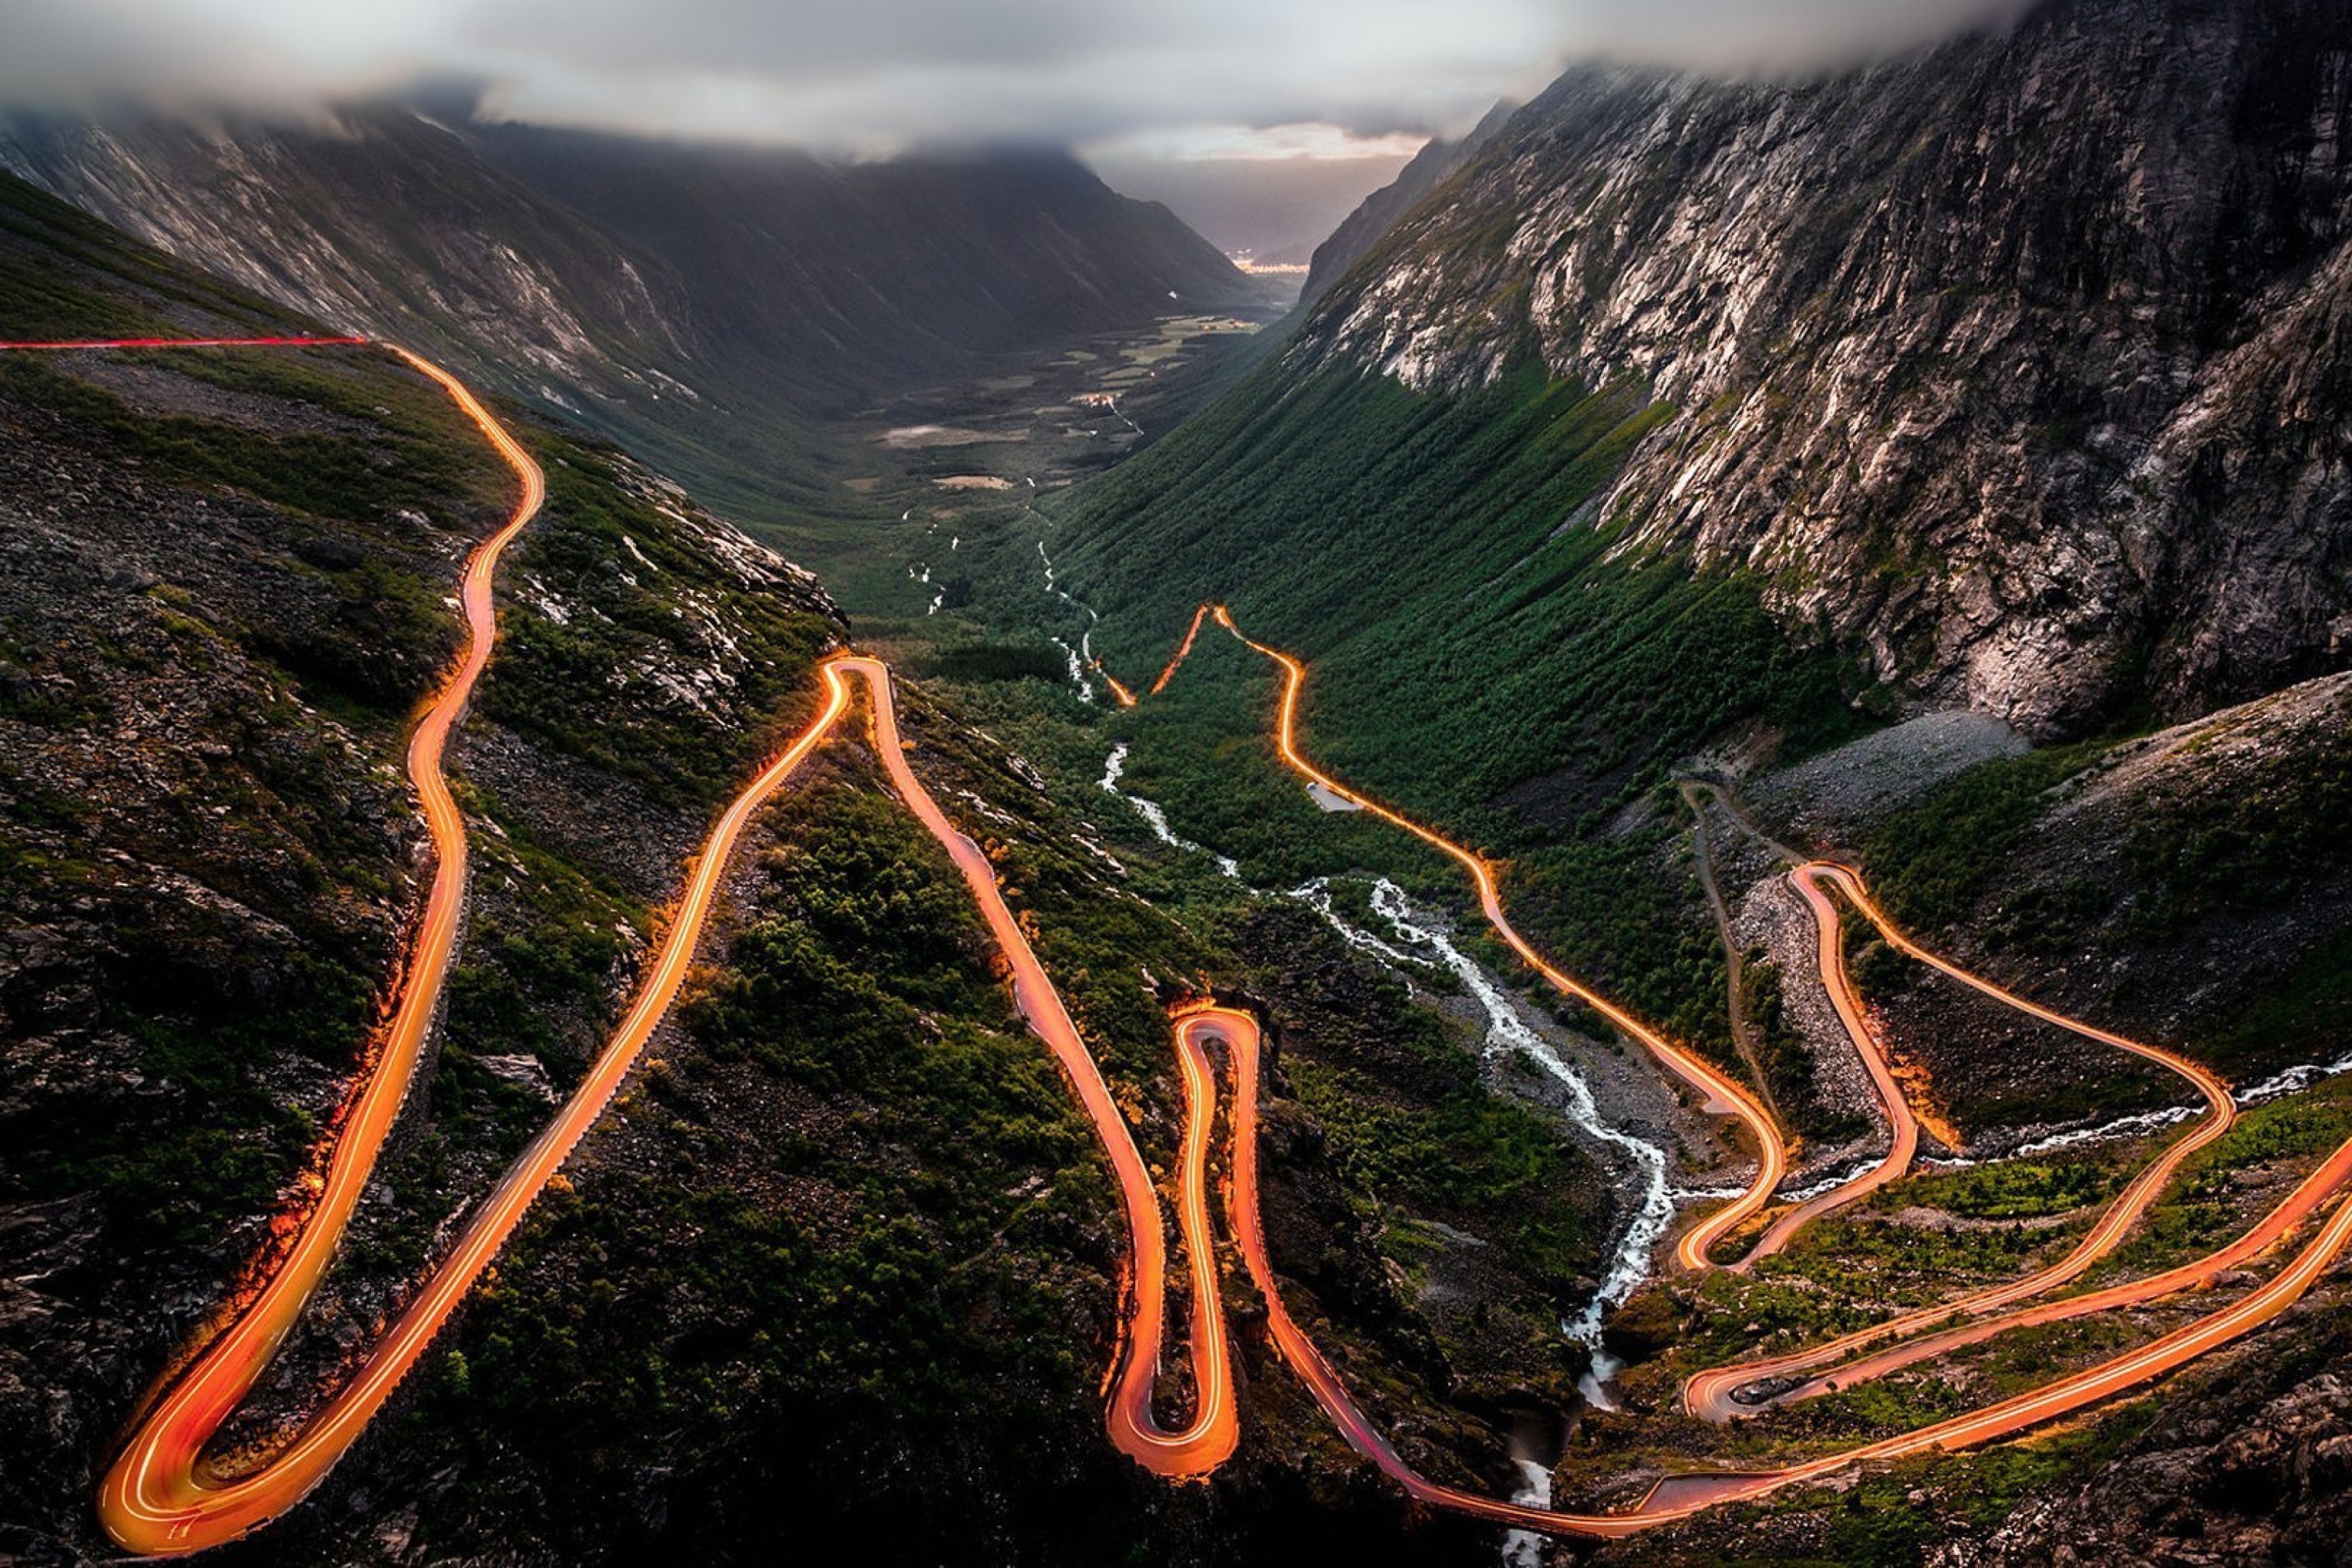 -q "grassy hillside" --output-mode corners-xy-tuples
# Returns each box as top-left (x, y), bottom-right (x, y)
(1046, 354), (1868, 844)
